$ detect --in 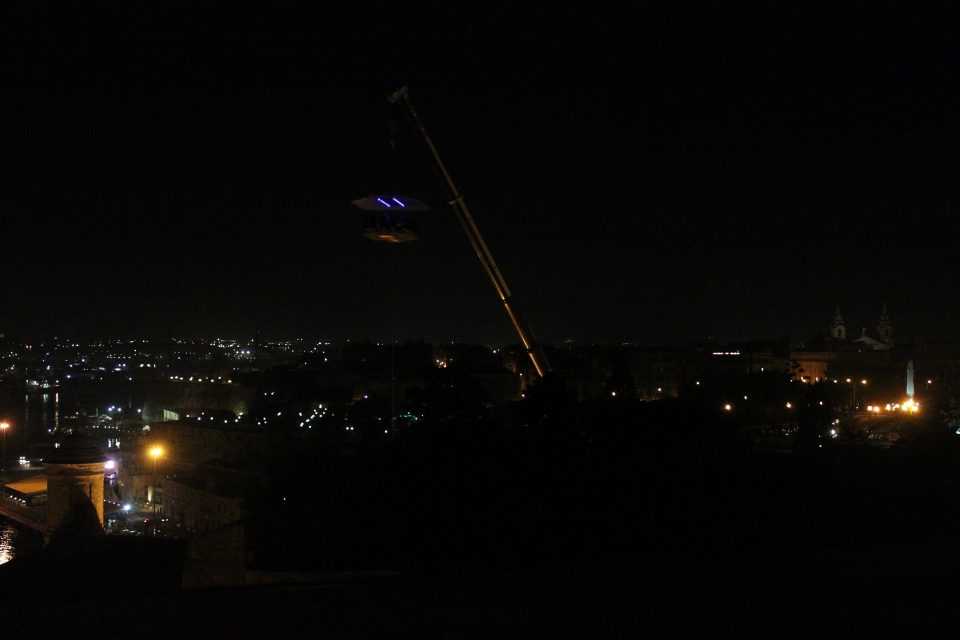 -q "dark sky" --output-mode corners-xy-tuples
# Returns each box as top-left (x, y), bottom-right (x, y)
(2, 5), (958, 345)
